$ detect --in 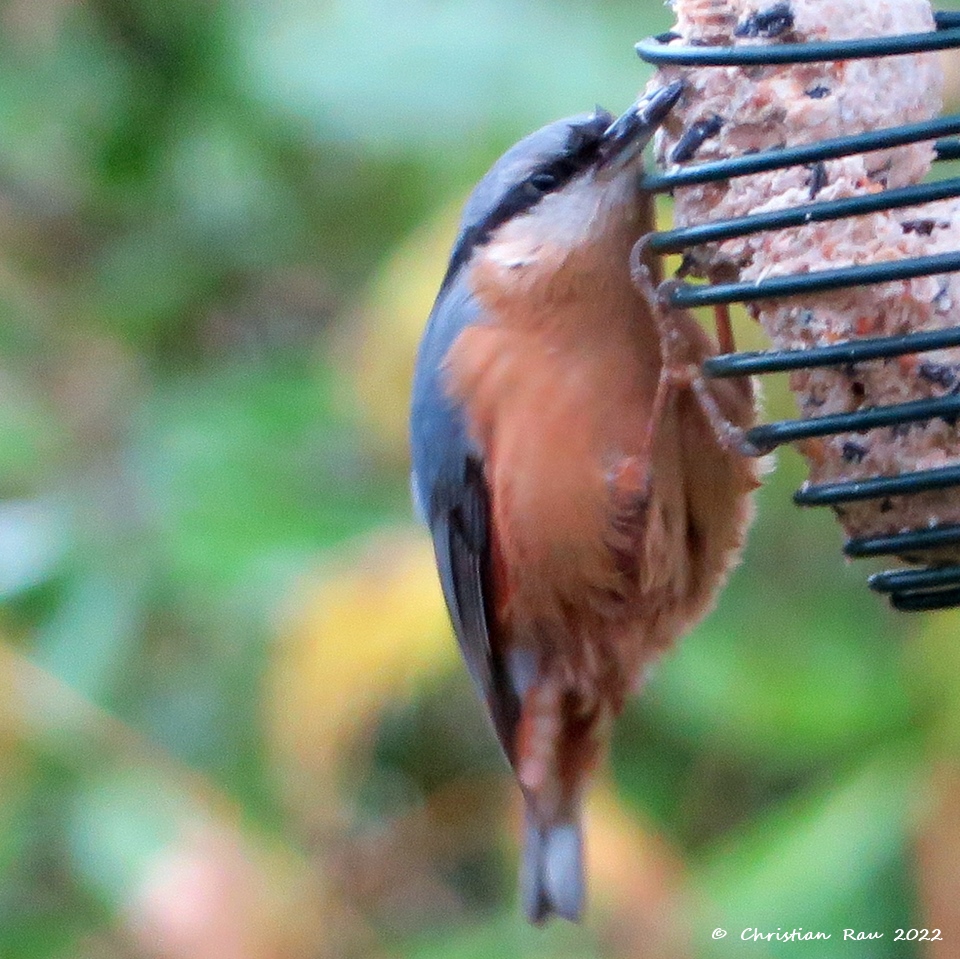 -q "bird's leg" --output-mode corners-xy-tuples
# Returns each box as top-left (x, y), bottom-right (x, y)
(630, 247), (763, 458)
(681, 362), (764, 457)
(627, 249), (686, 477)
(713, 302), (736, 355)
